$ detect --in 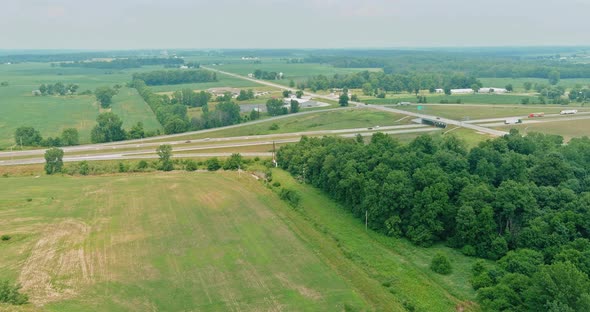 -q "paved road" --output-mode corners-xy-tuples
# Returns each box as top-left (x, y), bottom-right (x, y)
(202, 66), (365, 107)
(204, 67), (508, 137)
(1, 68), (521, 166)
(477, 114), (590, 127)
(0, 124), (440, 166)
